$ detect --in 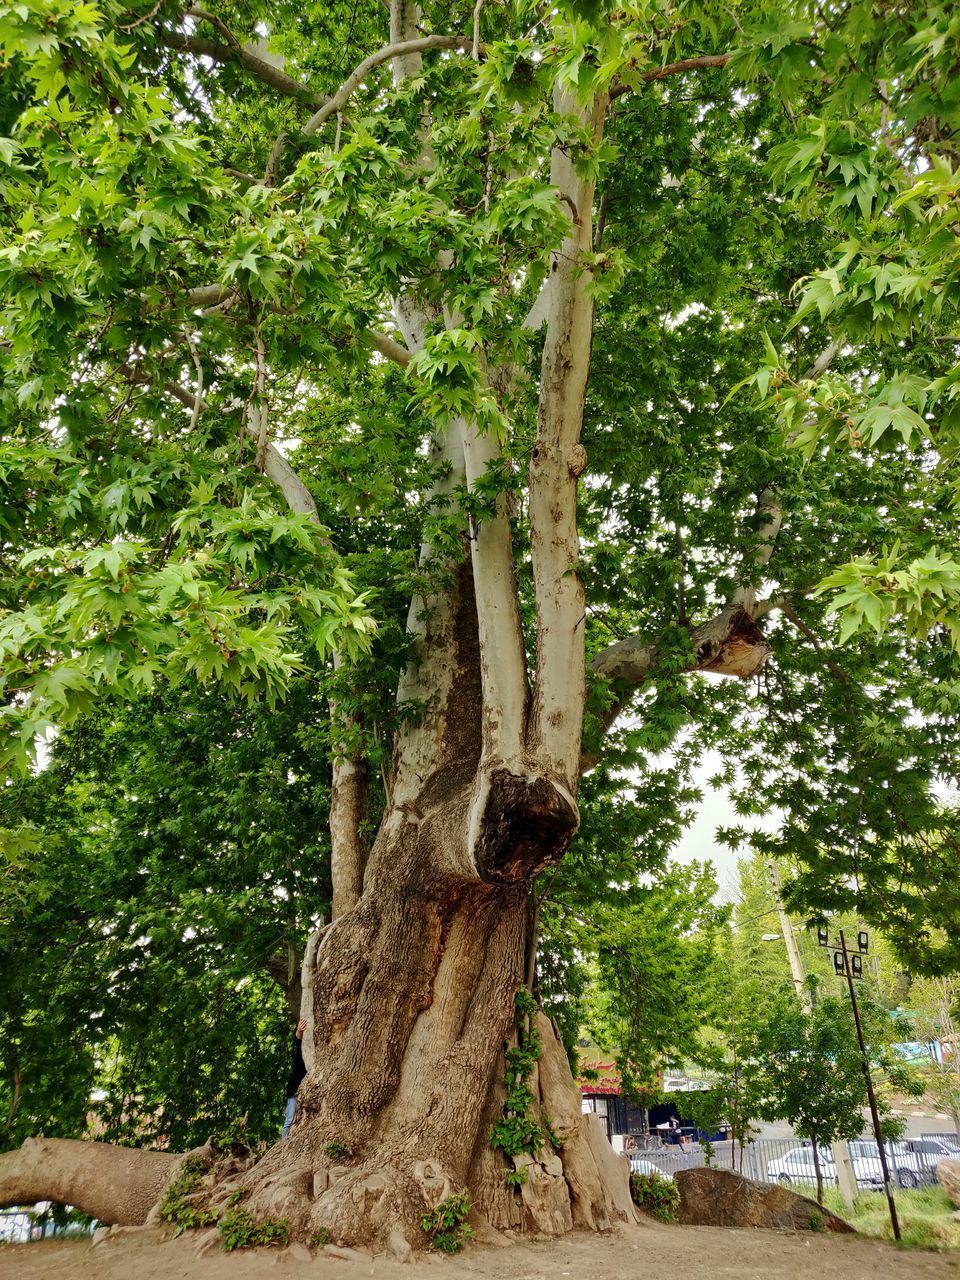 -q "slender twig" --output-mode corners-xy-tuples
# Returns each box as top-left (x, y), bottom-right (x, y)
(609, 53), (731, 99)
(118, 0), (162, 32)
